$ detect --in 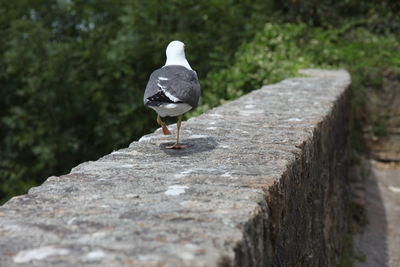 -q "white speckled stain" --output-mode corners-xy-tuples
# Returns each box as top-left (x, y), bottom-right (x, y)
(235, 129), (249, 134)
(244, 104), (255, 109)
(239, 110), (263, 116)
(119, 164), (134, 168)
(165, 185), (189, 196)
(287, 118), (303, 122)
(138, 135), (151, 142)
(206, 127), (217, 130)
(221, 172), (231, 177)
(138, 135), (162, 142)
(208, 113), (223, 117)
(388, 186), (400, 193)
(174, 169), (194, 178)
(111, 150), (142, 156)
(13, 246), (70, 263)
(92, 231), (107, 238)
(46, 176), (58, 182)
(209, 121), (217, 125)
(85, 250), (106, 261)
(178, 251), (195, 260)
(67, 217), (76, 225)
